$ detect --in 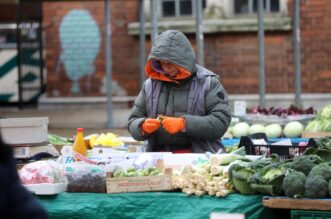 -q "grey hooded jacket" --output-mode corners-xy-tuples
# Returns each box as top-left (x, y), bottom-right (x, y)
(128, 30), (231, 153)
